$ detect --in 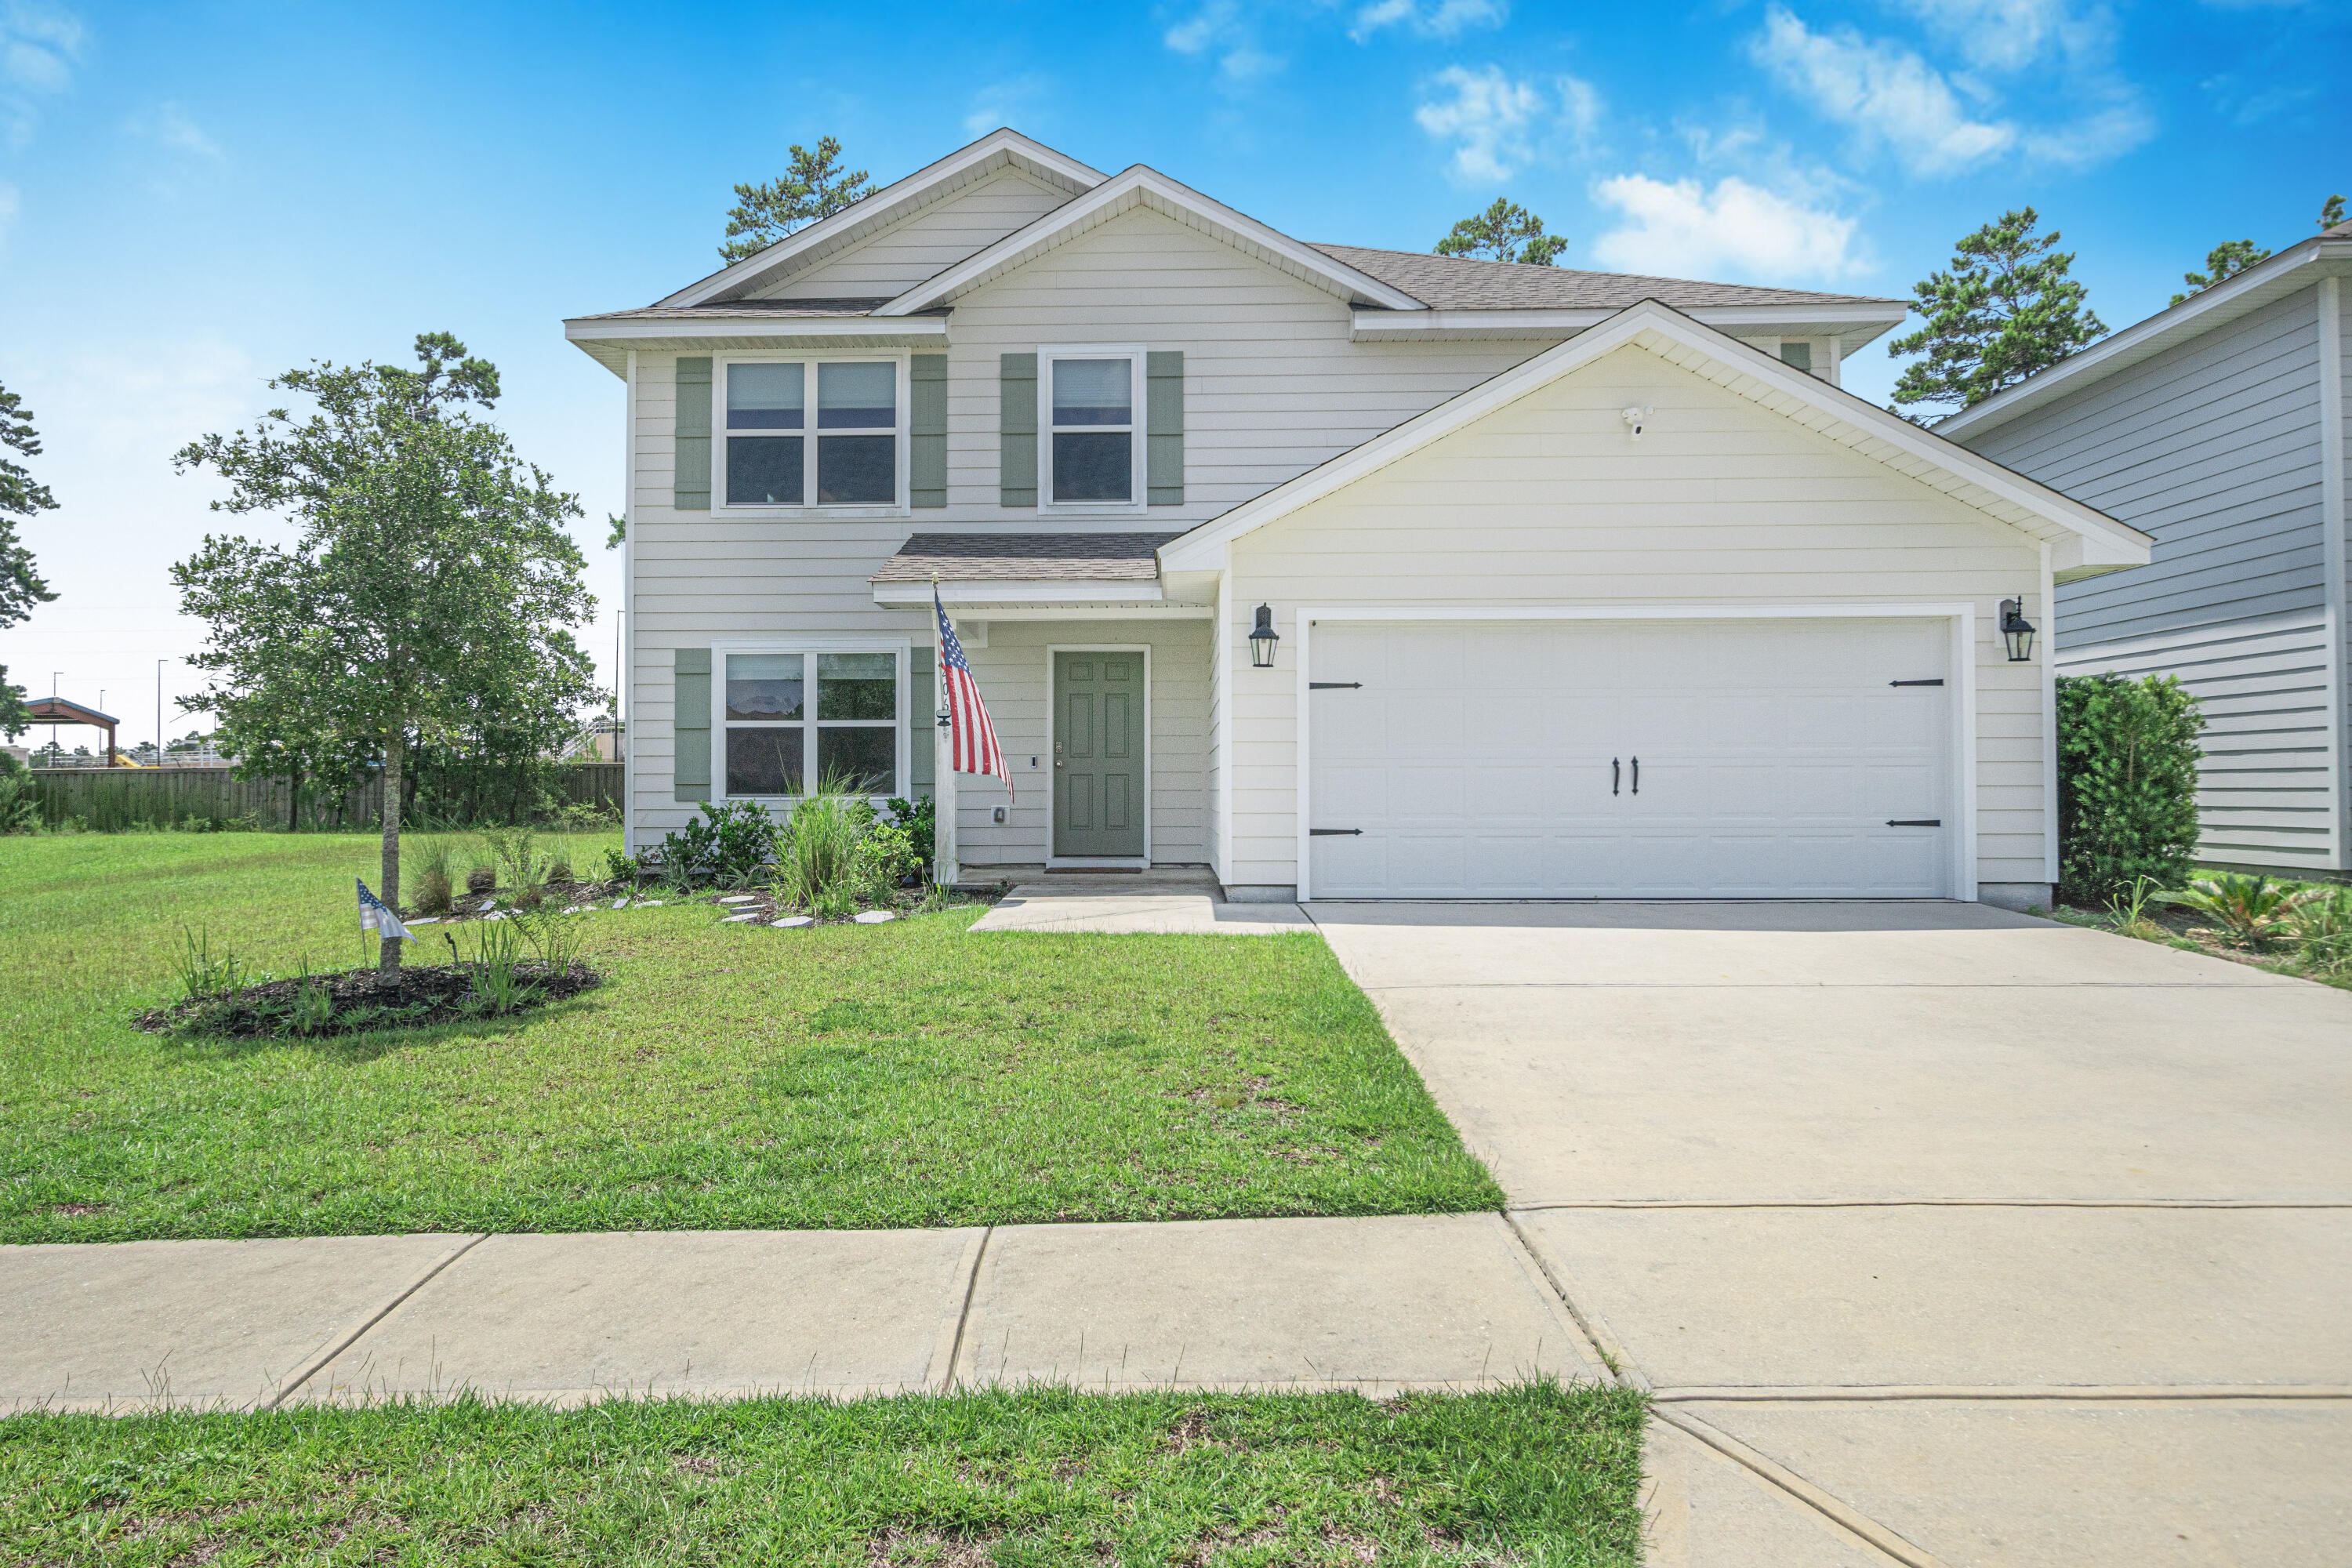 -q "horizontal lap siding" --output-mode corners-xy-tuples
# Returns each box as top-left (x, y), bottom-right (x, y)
(750, 167), (1072, 299)
(949, 621), (1211, 869)
(2060, 614), (2340, 868)
(1968, 287), (2327, 646)
(1225, 345), (2048, 892)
